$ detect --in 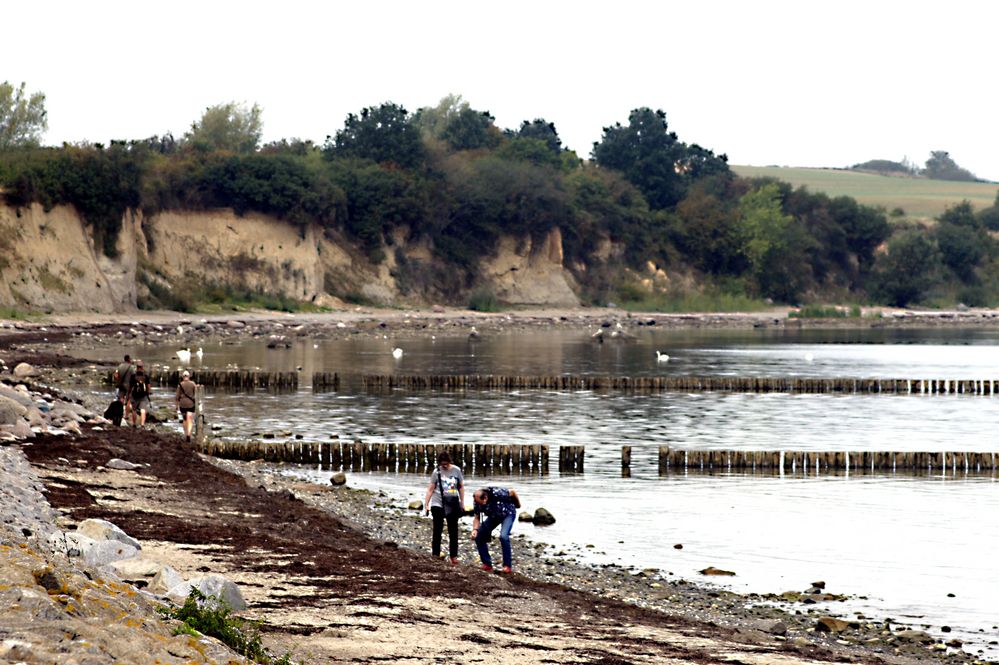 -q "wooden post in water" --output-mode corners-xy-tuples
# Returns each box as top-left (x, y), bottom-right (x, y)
(622, 446), (632, 472)
(193, 385), (206, 445)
